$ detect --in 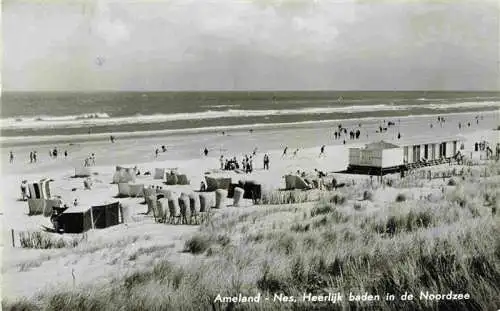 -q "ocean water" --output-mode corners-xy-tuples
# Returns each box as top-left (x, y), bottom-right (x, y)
(1, 91), (499, 137)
